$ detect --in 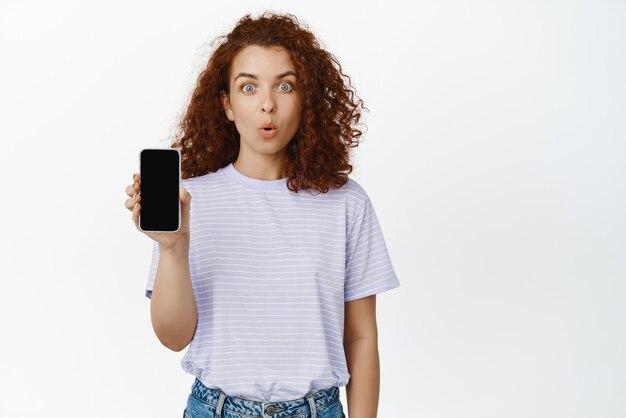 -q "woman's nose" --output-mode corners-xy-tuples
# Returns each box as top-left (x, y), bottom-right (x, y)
(261, 93), (275, 113)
